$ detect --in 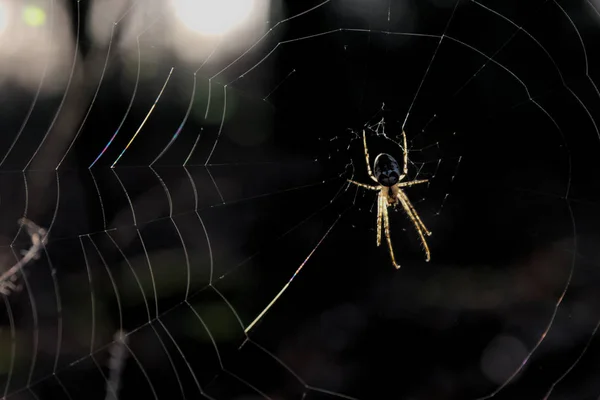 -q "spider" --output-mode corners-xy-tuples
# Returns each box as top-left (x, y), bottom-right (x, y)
(348, 129), (432, 268)
(244, 129), (434, 334)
